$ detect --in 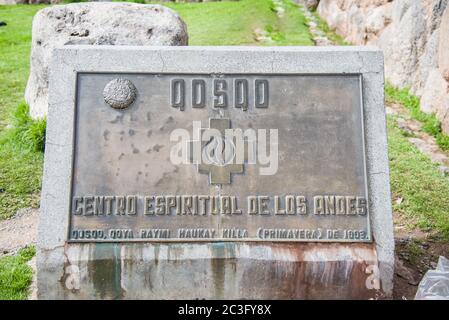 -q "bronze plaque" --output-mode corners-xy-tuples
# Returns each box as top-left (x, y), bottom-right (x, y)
(69, 73), (371, 242)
